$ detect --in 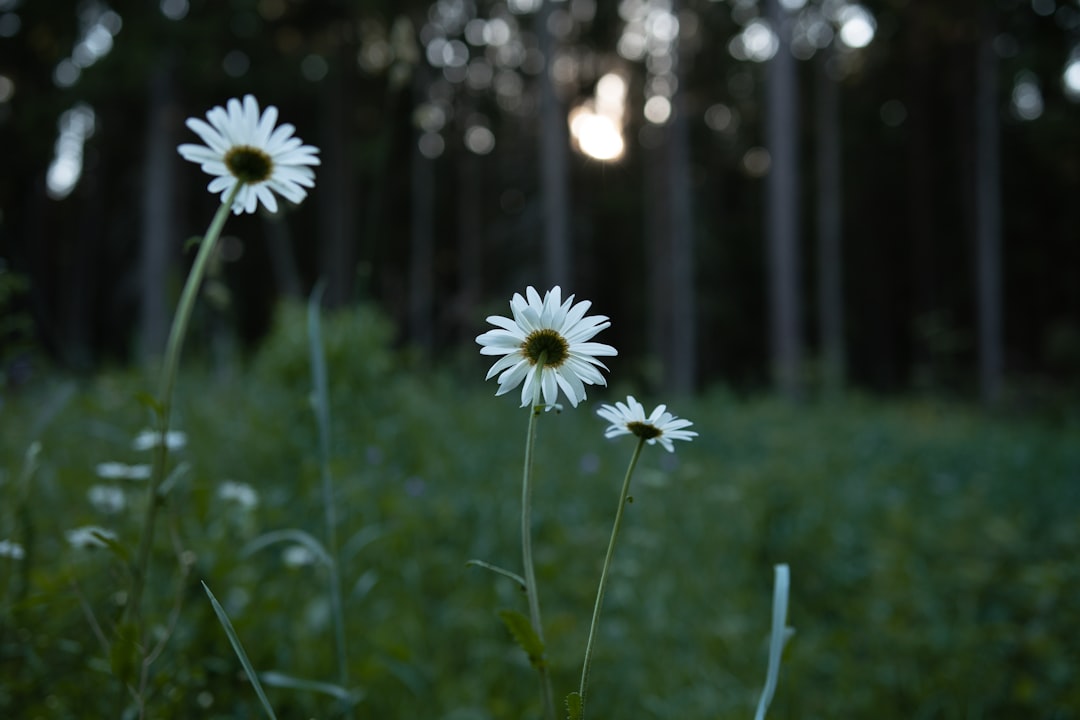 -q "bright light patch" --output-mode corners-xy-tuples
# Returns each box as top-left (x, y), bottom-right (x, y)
(160, 0), (188, 20)
(46, 104), (96, 200)
(643, 95), (672, 124)
(730, 19), (779, 63)
(465, 125), (495, 155)
(838, 5), (875, 49)
(0, 74), (13, 103)
(570, 110), (625, 161)
(569, 72), (627, 162)
(1064, 54), (1080, 101)
(508, 0), (541, 13)
(1011, 72), (1044, 120)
